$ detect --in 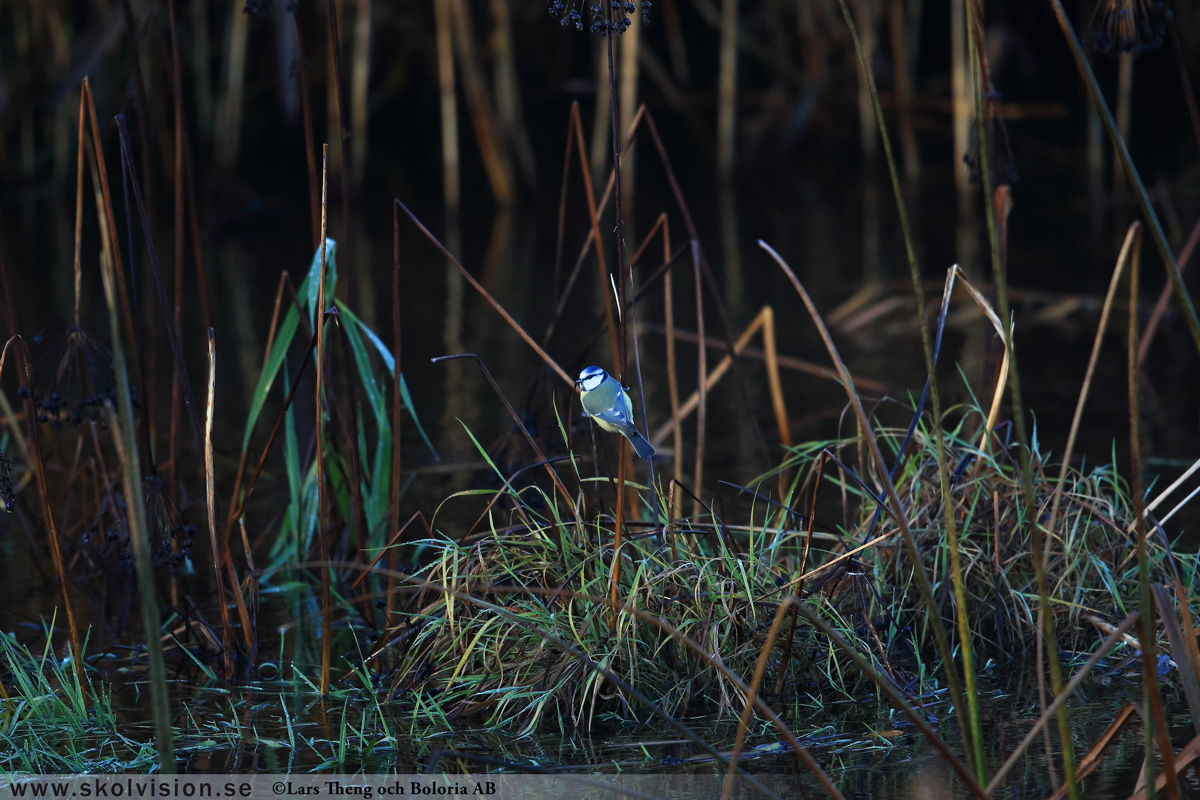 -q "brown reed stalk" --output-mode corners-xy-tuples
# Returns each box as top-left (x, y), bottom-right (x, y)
(333, 310), (373, 630)
(393, 200), (572, 387)
(349, 0), (371, 188)
(118, 0), (157, 234)
(650, 307), (787, 446)
(291, 11), (321, 250)
(113, 117), (202, 449)
(569, 103), (620, 371)
(204, 328), (234, 681)
(390, 203), (403, 576)
(316, 145), (332, 696)
(215, 1), (248, 168)
(448, 0), (513, 207)
(723, 599), (794, 800)
(80, 80), (138, 360)
(326, 0), (354, 301)
(167, 0), (185, 495)
(1046, 223), (1139, 541)
(760, 239), (974, 777)
(662, 216), (683, 488)
(434, 0), (460, 214)
(773, 448), (828, 694)
(691, 240), (706, 518)
(182, 130), (212, 331)
(716, 0), (737, 181)
(1138, 214), (1200, 367)
(1127, 231), (1181, 800)
(0, 337), (84, 708)
(610, 438), (627, 634)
